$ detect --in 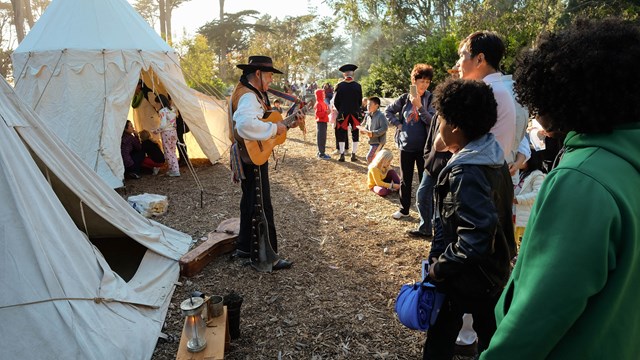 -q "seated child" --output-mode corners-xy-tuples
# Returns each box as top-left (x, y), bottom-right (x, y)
(359, 96), (388, 164)
(139, 130), (165, 175)
(121, 120), (144, 179)
(513, 147), (546, 245)
(367, 149), (400, 196)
